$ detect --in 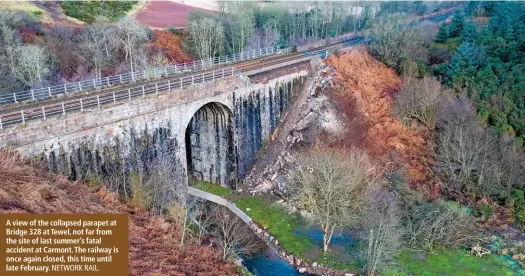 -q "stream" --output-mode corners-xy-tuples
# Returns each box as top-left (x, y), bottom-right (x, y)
(243, 245), (307, 276)
(243, 226), (357, 275)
